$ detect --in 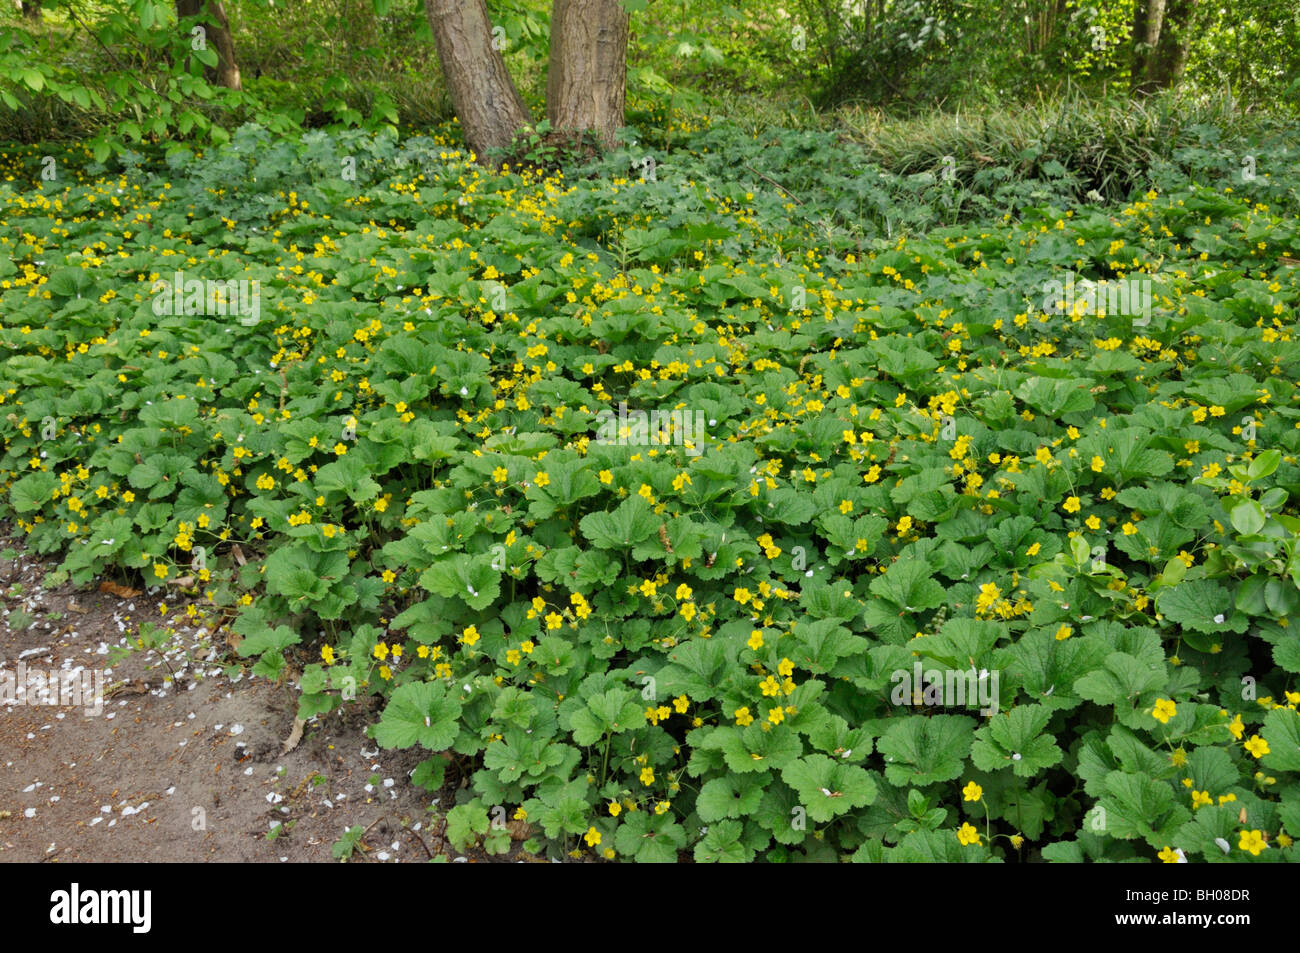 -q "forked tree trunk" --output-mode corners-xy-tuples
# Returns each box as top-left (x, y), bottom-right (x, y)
(546, 0), (629, 149)
(424, 0), (532, 161)
(176, 0), (242, 90)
